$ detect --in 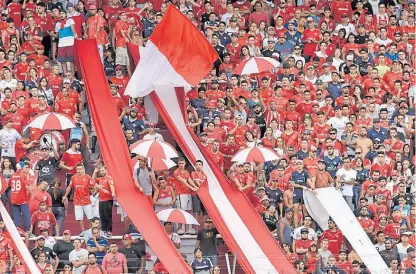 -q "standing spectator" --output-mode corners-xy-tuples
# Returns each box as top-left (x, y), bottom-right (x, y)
(86, 5), (106, 62)
(102, 242), (128, 274)
(63, 163), (98, 235)
(0, 229), (13, 273)
(191, 247), (213, 274)
(336, 157), (357, 210)
(290, 160), (313, 227)
(30, 235), (59, 269)
(86, 227), (108, 265)
(83, 253), (107, 274)
(35, 145), (60, 185)
(53, 230), (74, 271)
(321, 219), (344, 255)
(48, 179), (67, 235)
(59, 139), (83, 192)
(53, 10), (77, 77)
(29, 179), (52, 216)
(0, 119), (21, 168)
(196, 218), (219, 266)
(29, 201), (58, 236)
(134, 156), (156, 205)
(92, 166), (116, 236)
(10, 162), (33, 234)
(68, 238), (88, 274)
(119, 234), (145, 274)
